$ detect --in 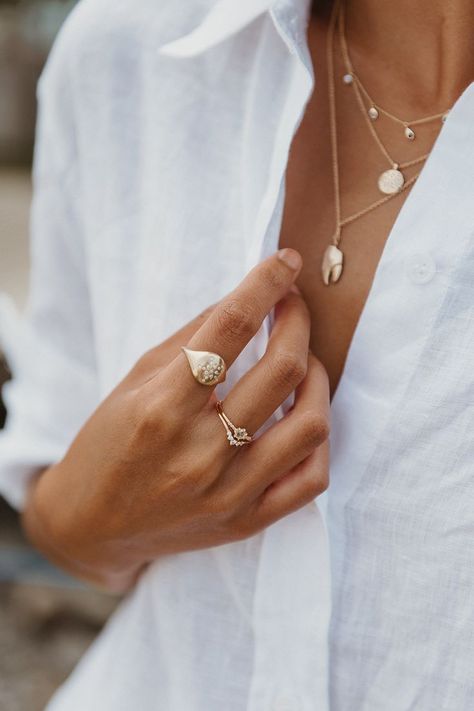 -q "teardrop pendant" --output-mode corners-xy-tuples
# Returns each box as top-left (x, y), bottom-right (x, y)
(321, 245), (344, 285)
(404, 126), (415, 140)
